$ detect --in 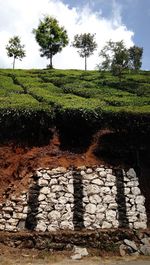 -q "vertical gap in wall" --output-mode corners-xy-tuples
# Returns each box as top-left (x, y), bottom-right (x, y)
(73, 170), (85, 230)
(25, 176), (40, 230)
(114, 168), (129, 228)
